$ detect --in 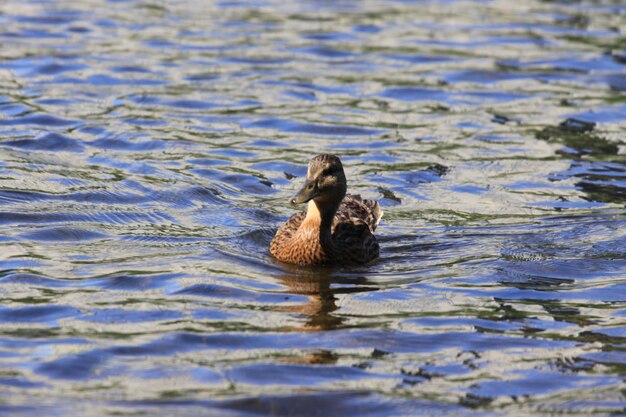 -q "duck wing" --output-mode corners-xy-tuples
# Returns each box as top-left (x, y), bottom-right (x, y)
(332, 218), (380, 264)
(332, 194), (383, 233)
(329, 194), (382, 264)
